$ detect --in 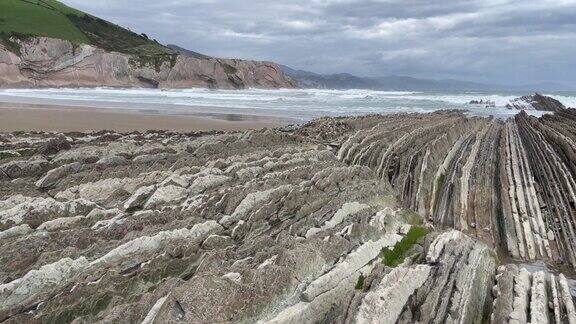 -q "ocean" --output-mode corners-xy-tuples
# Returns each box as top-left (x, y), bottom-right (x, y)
(1, 88), (575, 121)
